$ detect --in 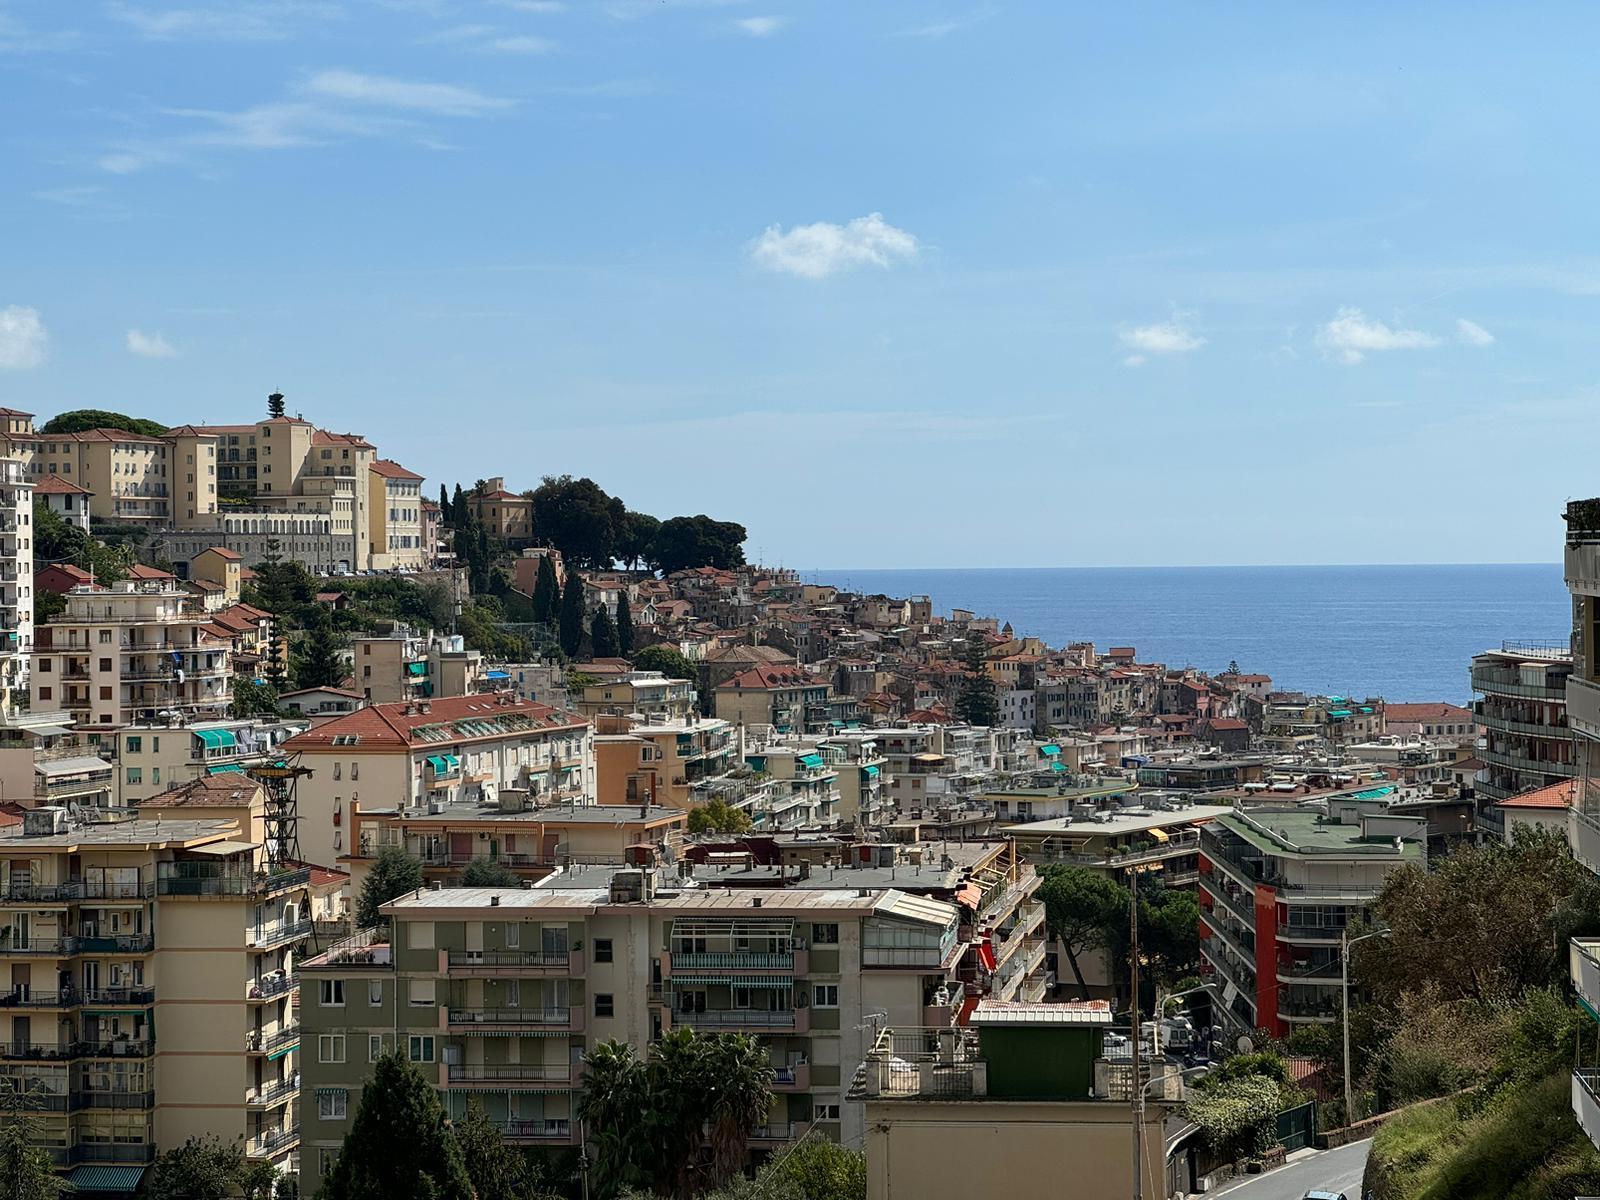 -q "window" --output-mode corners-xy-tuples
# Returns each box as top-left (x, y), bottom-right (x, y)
(811, 923), (839, 945)
(99, 687), (112, 700)
(318, 1034), (346, 1063)
(368, 980), (383, 1006)
(320, 979), (345, 1006)
(813, 1103), (841, 1122)
(409, 979), (435, 1007)
(99, 630), (111, 644)
(410, 921), (434, 949)
(125, 768), (141, 785)
(317, 1089), (348, 1120)
(37, 687), (50, 700)
(368, 1035), (385, 1061)
(126, 736), (141, 753)
(813, 985), (839, 1008)
(408, 1035), (435, 1063)
(333, 763), (341, 780)
(504, 923), (519, 949)
(594, 994), (614, 1018)
(592, 938), (613, 964)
